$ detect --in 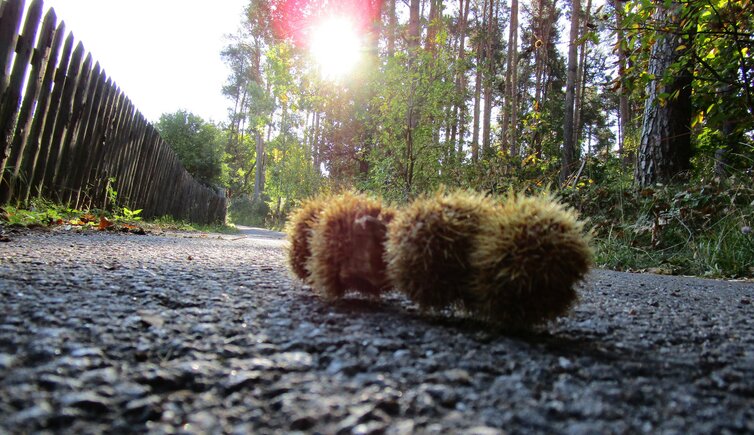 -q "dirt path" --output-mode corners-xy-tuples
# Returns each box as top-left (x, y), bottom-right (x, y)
(1, 228), (753, 434)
